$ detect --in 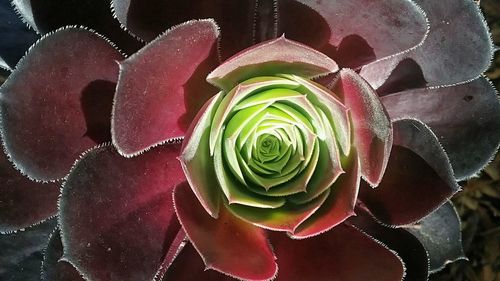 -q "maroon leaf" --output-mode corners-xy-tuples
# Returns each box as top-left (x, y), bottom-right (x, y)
(269, 224), (405, 281)
(41, 230), (84, 281)
(11, 0), (142, 54)
(359, 119), (460, 226)
(361, 0), (493, 88)
(173, 182), (277, 281)
(0, 145), (59, 234)
(111, 0), (263, 60)
(59, 143), (185, 281)
(349, 207), (429, 281)
(332, 69), (392, 187)
(291, 148), (360, 239)
(279, 0), (428, 69)
(112, 20), (219, 157)
(207, 36), (338, 90)
(164, 242), (235, 281)
(381, 77), (500, 180)
(0, 28), (122, 181)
